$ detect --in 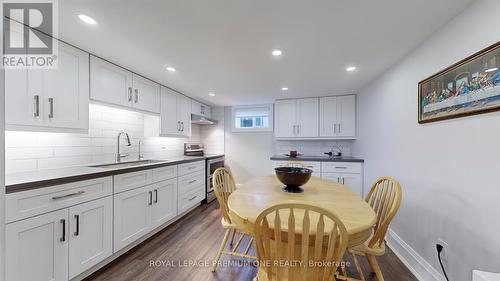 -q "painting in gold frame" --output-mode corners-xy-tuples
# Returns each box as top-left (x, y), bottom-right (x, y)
(418, 41), (500, 123)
